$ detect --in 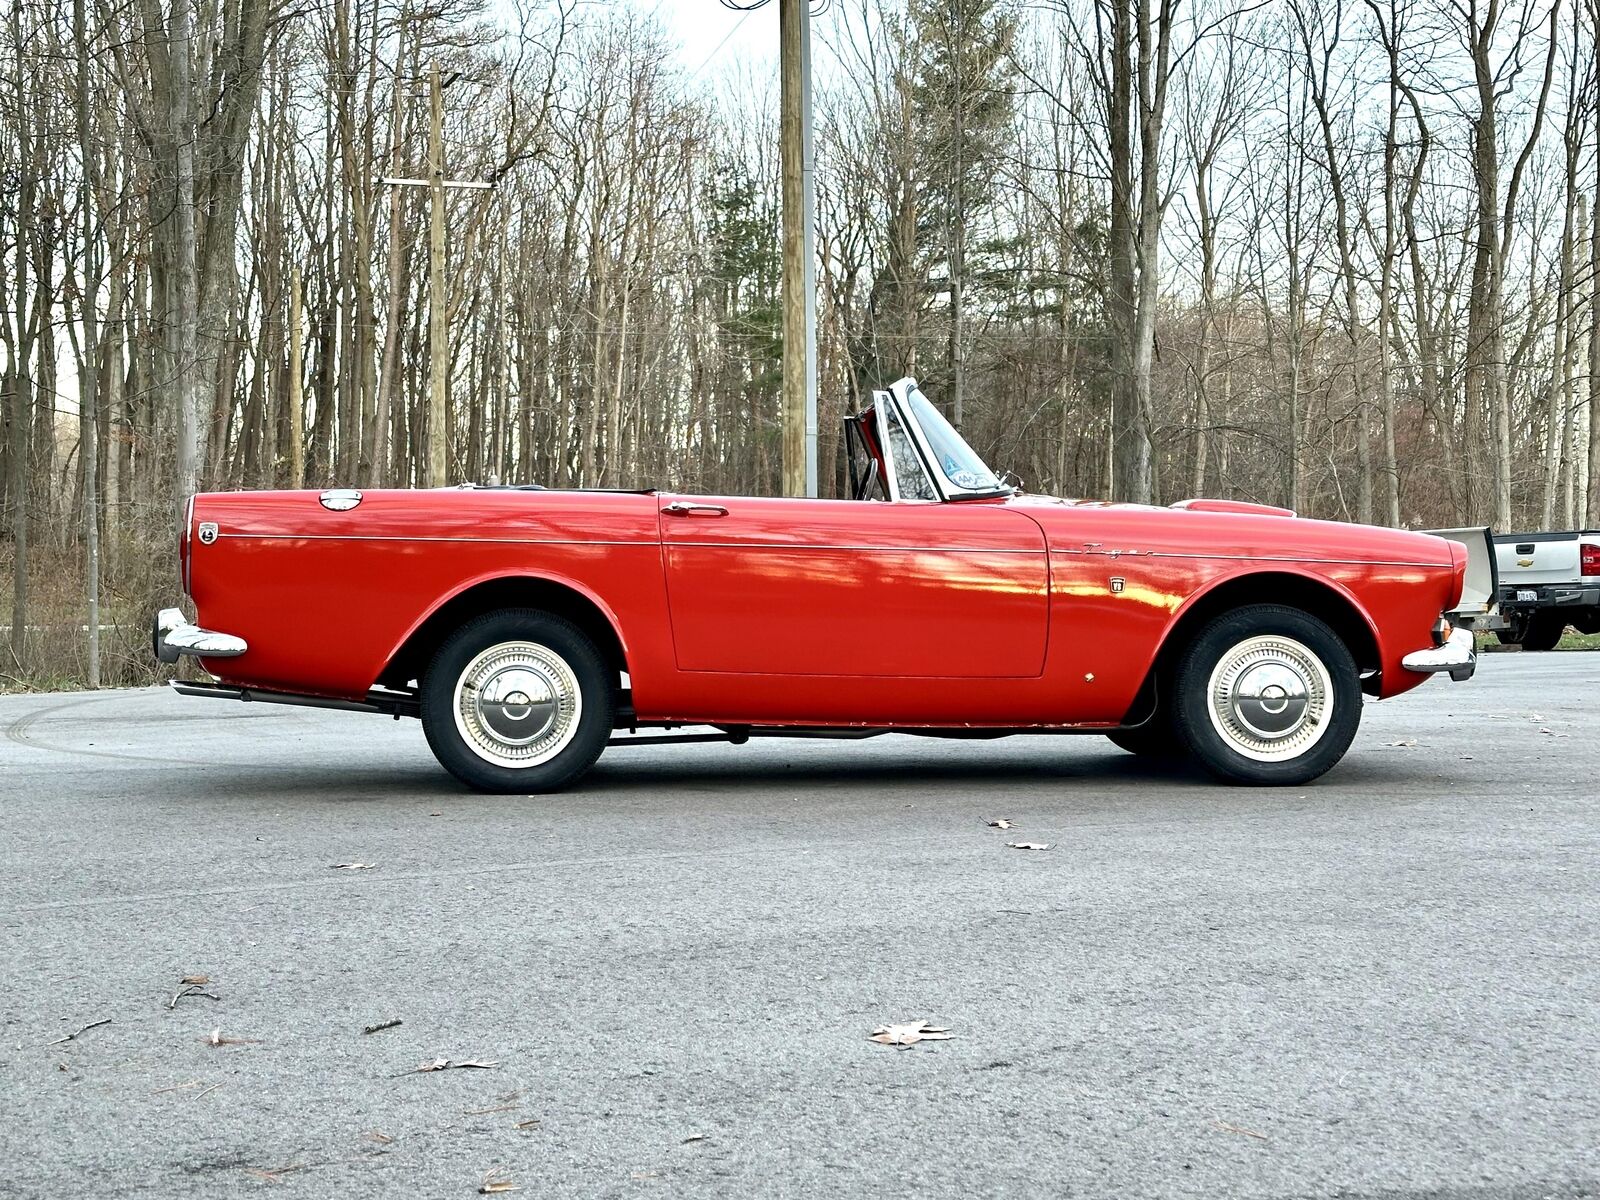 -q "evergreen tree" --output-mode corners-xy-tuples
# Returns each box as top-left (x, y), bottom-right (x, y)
(909, 0), (1017, 428)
